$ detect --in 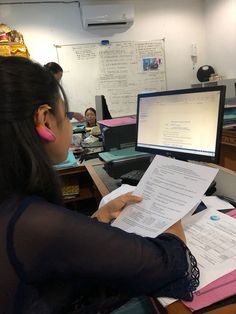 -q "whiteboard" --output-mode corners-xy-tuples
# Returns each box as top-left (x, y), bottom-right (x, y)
(56, 39), (166, 117)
